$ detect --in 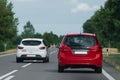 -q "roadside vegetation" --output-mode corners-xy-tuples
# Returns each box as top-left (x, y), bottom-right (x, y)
(83, 0), (120, 51)
(103, 48), (120, 72)
(0, 0), (63, 52)
(0, 49), (16, 55)
(104, 54), (120, 72)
